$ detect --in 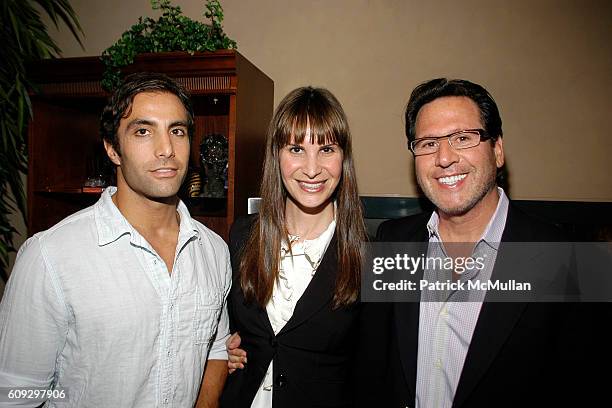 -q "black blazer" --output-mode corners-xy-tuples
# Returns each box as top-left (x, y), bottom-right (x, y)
(355, 205), (589, 408)
(220, 216), (360, 408)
